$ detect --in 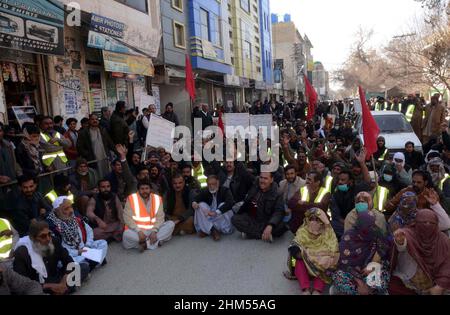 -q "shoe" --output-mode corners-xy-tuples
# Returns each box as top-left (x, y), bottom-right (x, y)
(283, 270), (297, 281)
(211, 229), (221, 241)
(301, 290), (311, 295)
(199, 231), (208, 238)
(179, 230), (186, 236)
(241, 232), (248, 239)
(101, 259), (108, 266)
(312, 291), (321, 295)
